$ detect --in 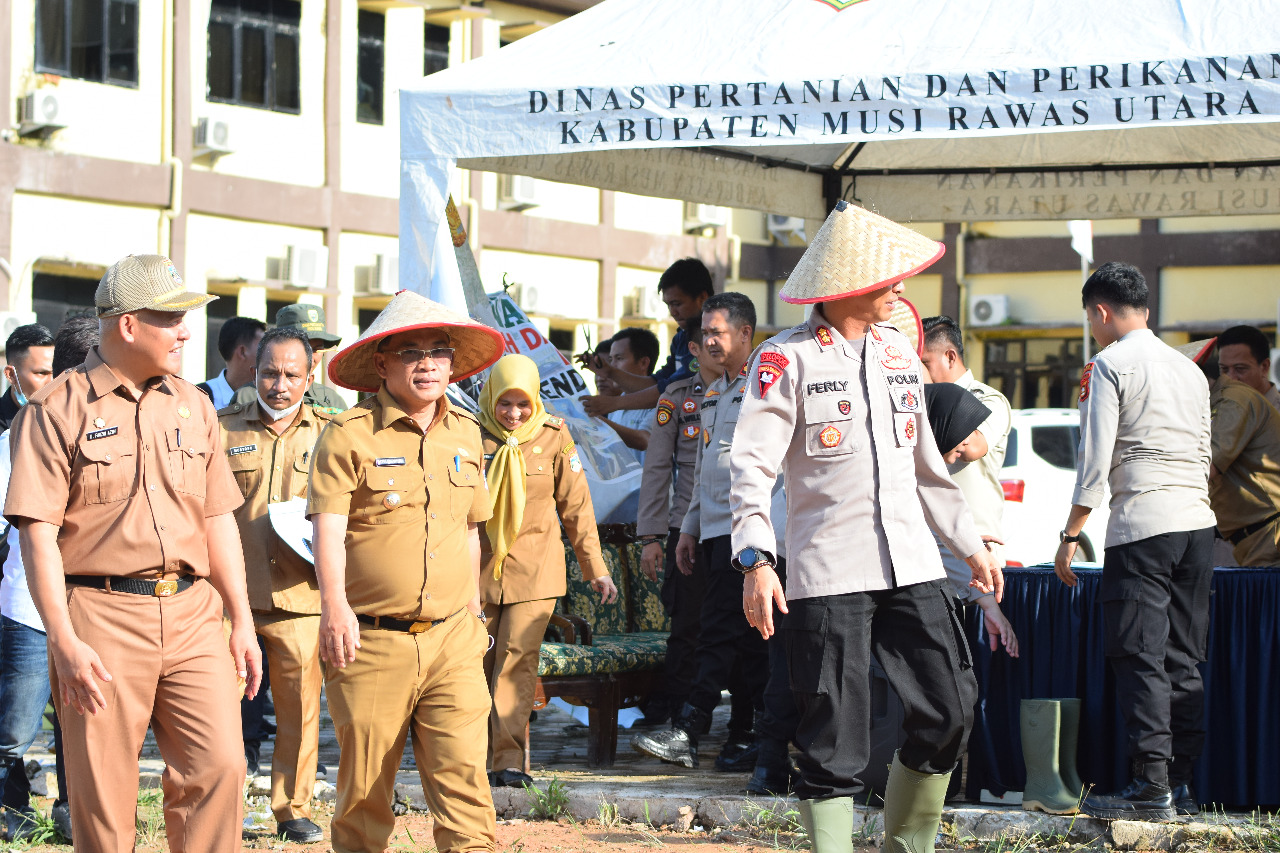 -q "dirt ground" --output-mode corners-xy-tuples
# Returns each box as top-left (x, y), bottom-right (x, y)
(3, 795), (810, 853)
